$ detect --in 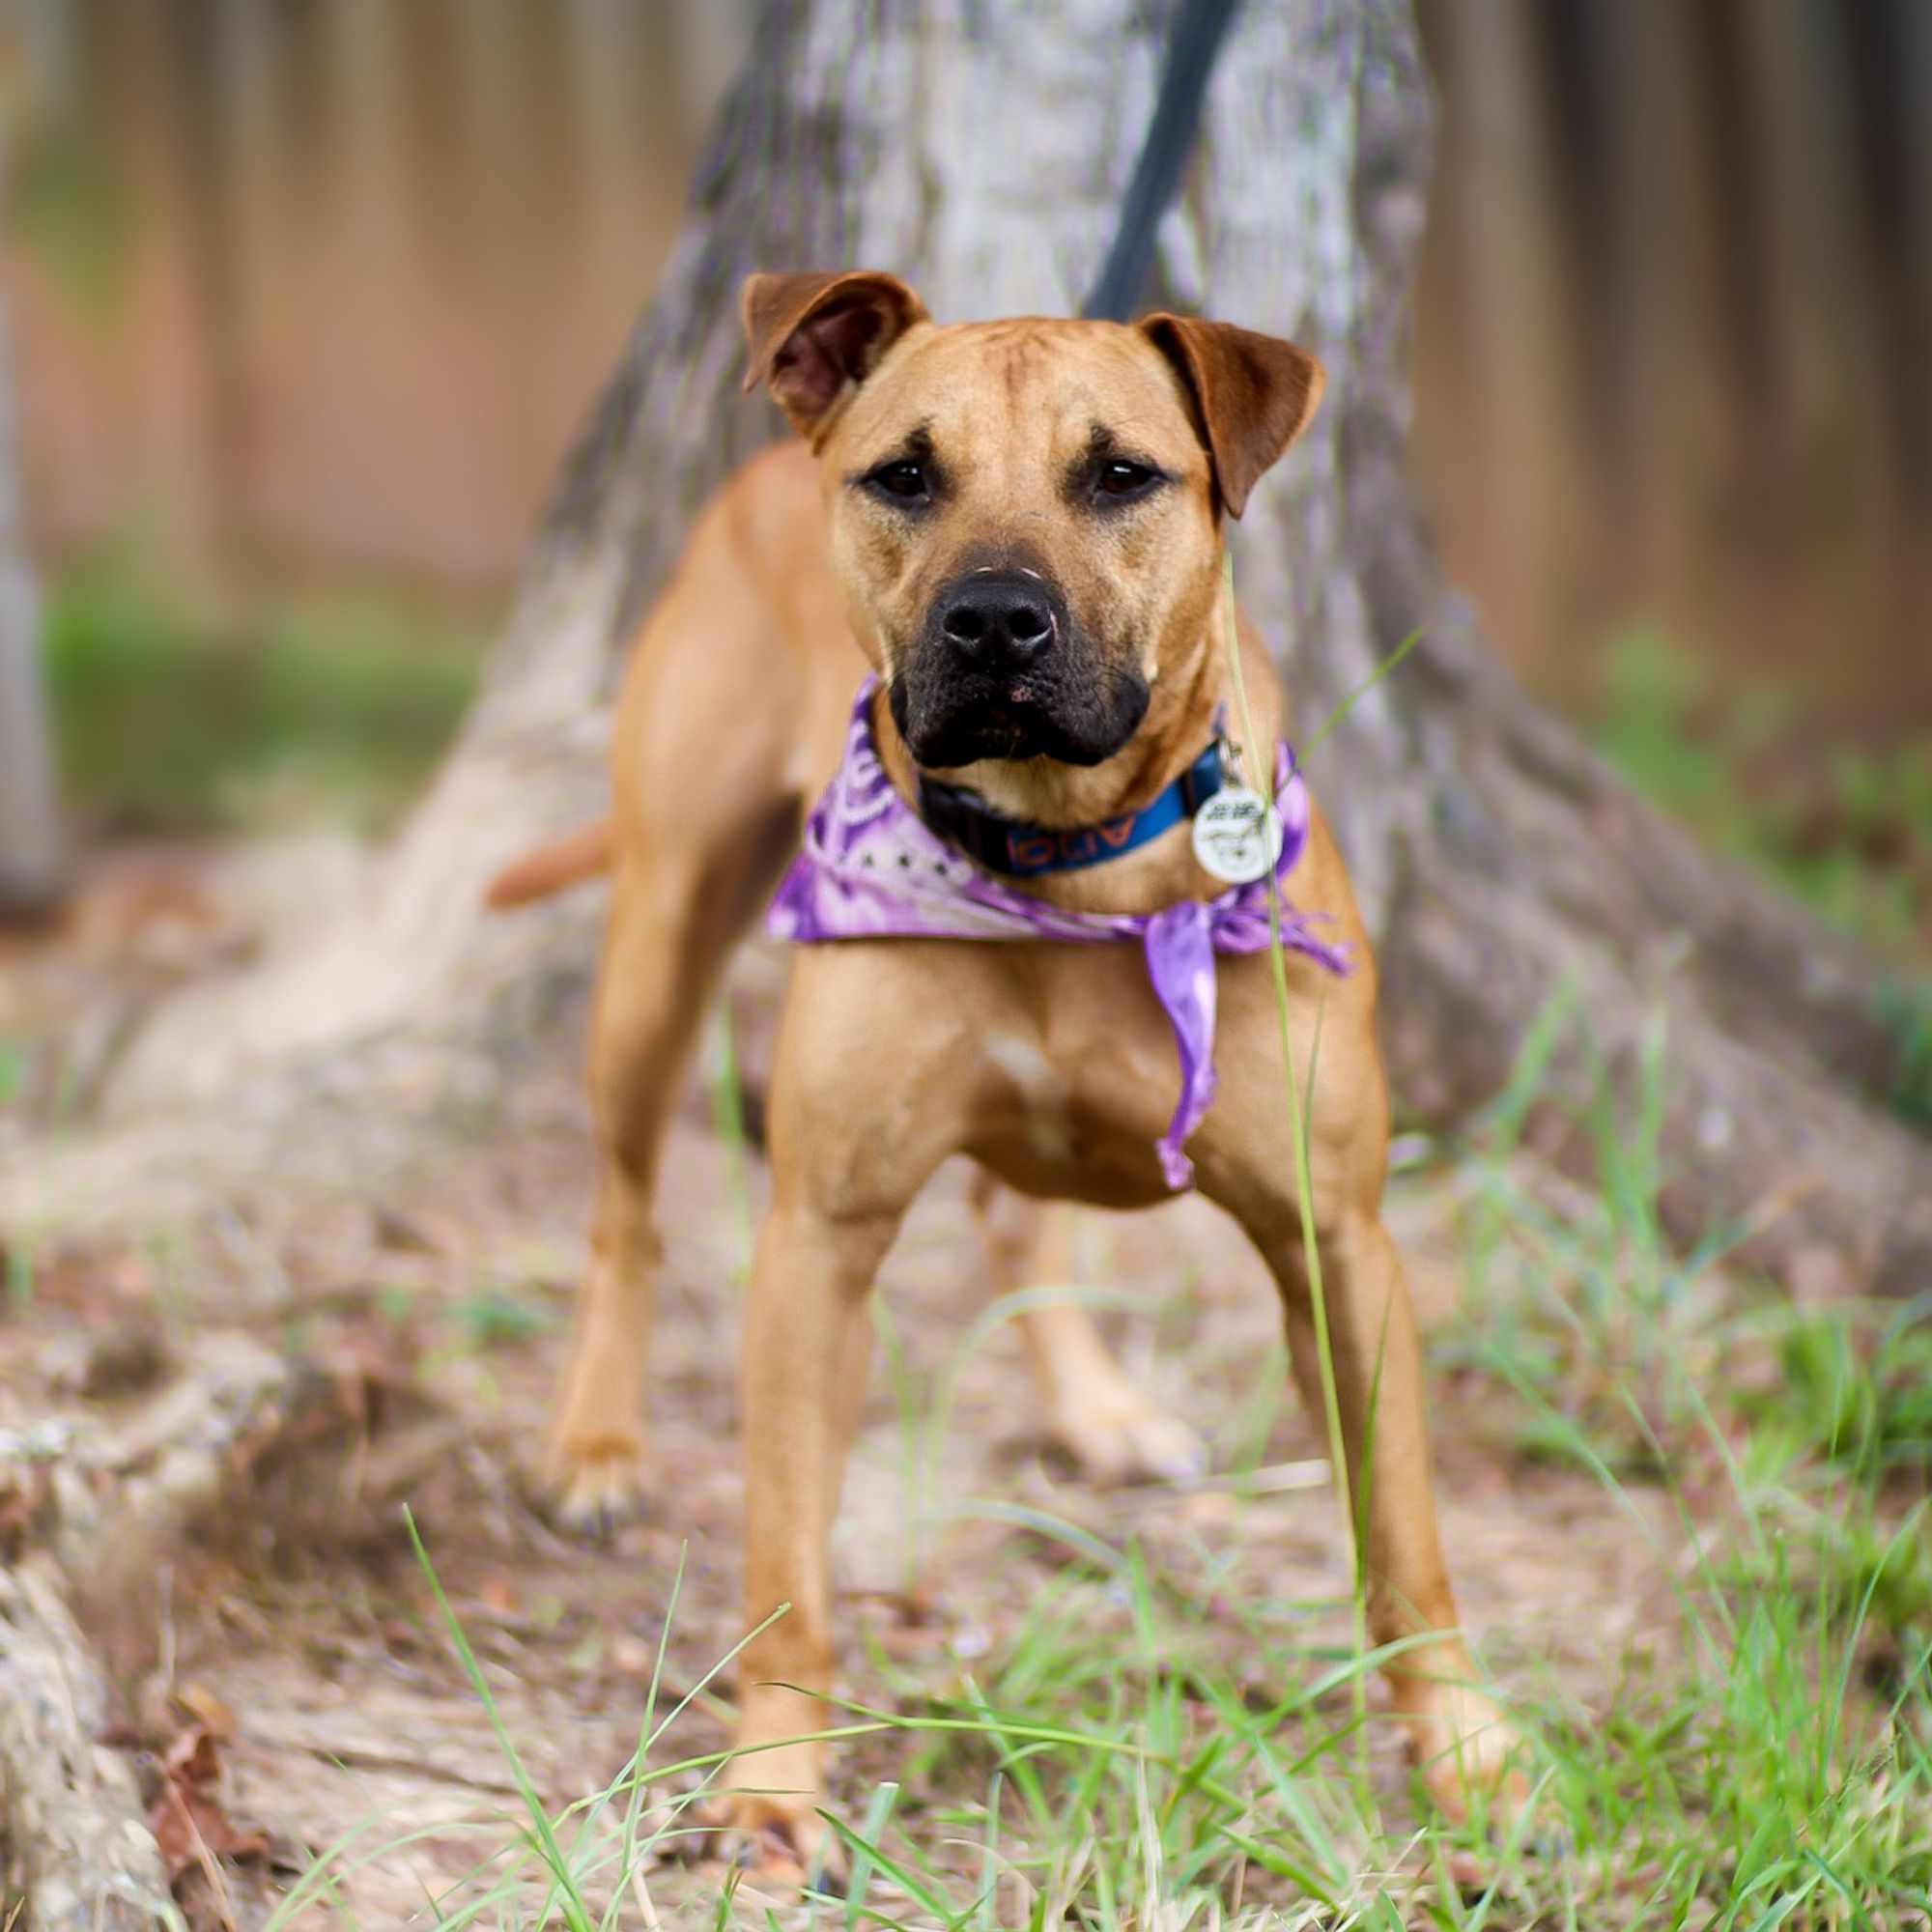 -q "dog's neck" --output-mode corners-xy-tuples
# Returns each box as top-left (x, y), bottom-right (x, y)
(872, 600), (1287, 914)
